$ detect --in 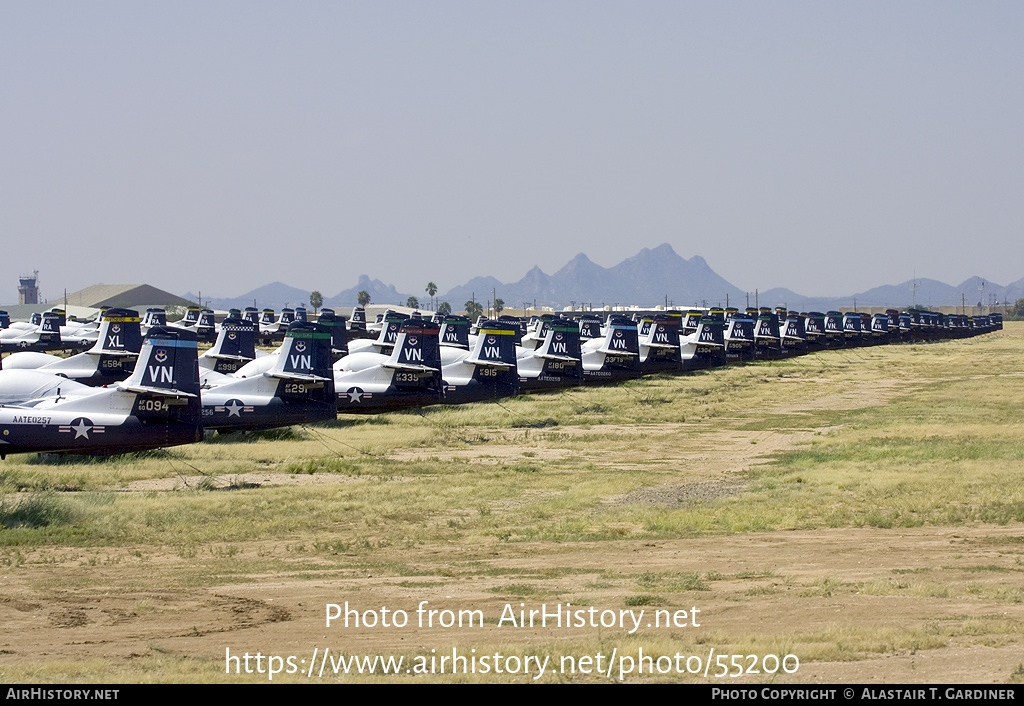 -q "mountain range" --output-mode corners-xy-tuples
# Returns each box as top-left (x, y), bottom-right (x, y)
(186, 244), (1024, 312)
